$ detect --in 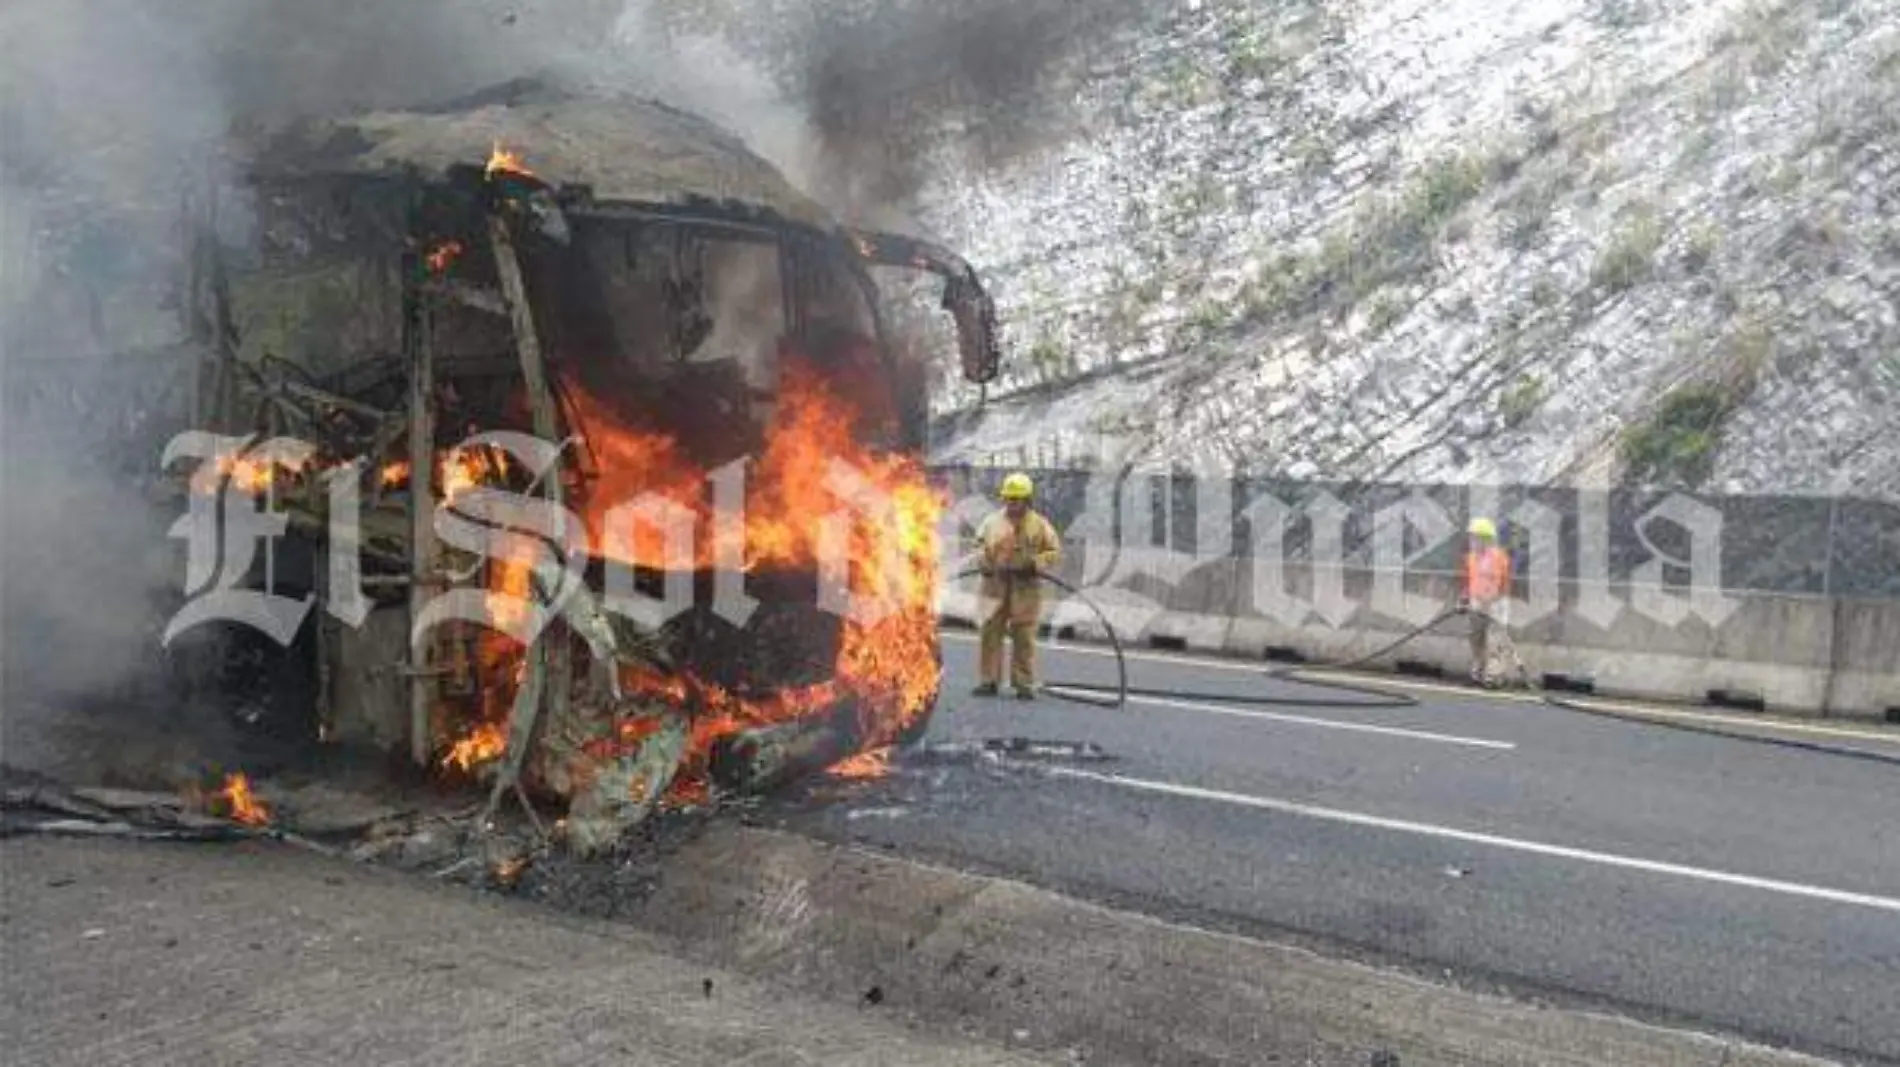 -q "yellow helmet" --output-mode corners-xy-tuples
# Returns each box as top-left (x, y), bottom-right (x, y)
(1000, 472), (1034, 501)
(1468, 517), (1498, 541)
